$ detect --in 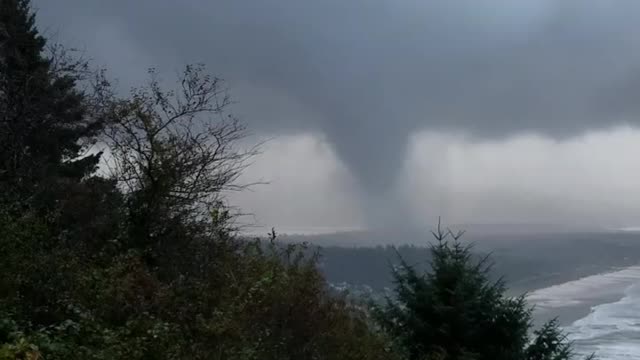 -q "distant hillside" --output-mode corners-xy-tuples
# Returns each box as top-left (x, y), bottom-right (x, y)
(282, 230), (640, 293)
(271, 223), (606, 248)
